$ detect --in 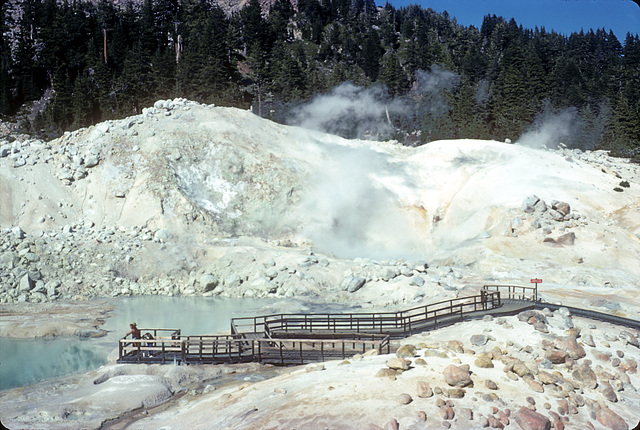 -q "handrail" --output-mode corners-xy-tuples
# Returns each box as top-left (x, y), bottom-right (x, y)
(118, 285), (640, 367)
(482, 284), (538, 301)
(230, 292), (502, 339)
